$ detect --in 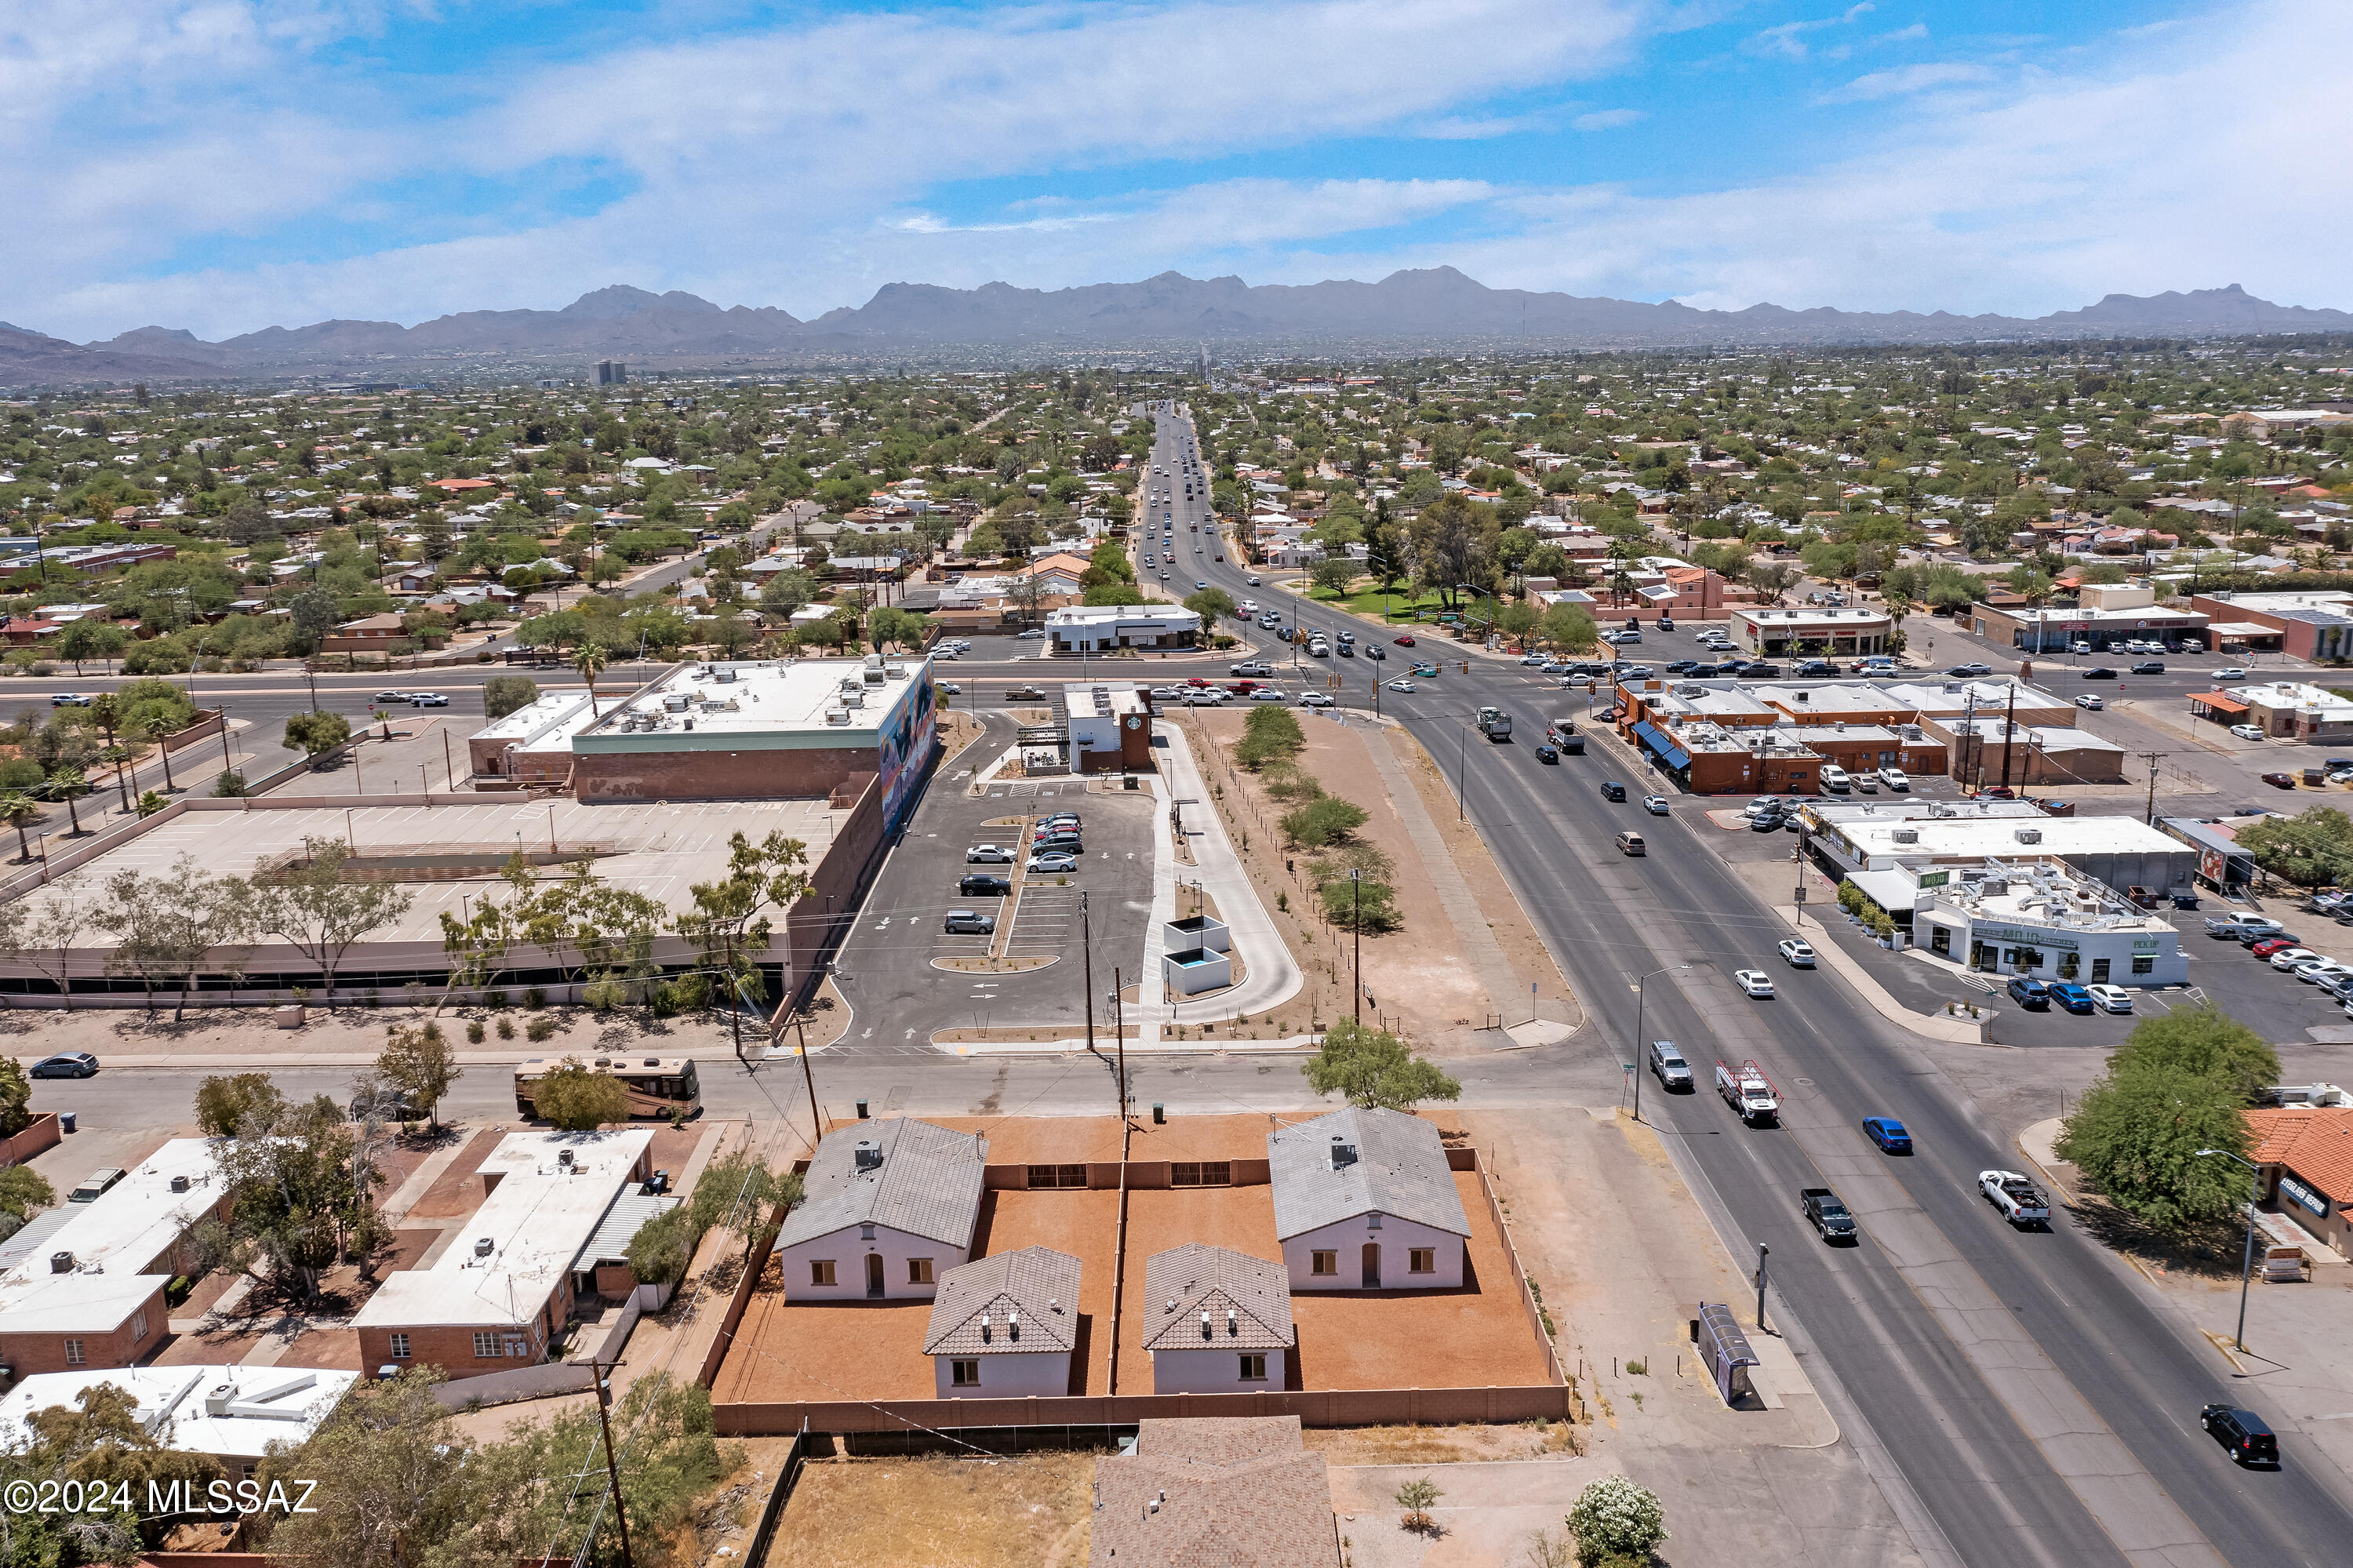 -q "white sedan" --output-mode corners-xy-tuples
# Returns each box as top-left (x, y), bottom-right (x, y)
(2215, 668), (2249, 679)
(2084, 983), (2134, 1013)
(1386, 679), (1417, 693)
(1026, 852), (1078, 874)
(2230, 724), (2266, 741)
(1250, 688), (1289, 702)
(2268, 947), (2322, 971)
(2075, 694), (2104, 711)
(1777, 938), (1816, 967)
(936, 682), (962, 694)
(1733, 969), (1777, 999)
(2293, 959), (2353, 987)
(966, 845), (1015, 864)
